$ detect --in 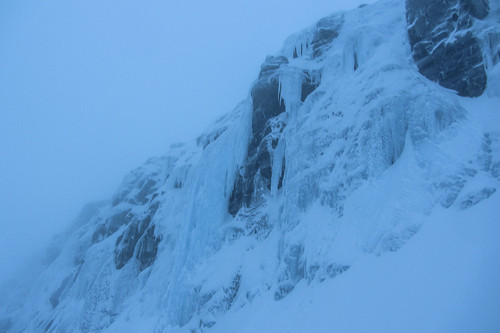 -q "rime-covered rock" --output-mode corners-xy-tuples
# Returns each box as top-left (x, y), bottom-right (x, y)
(405, 0), (488, 97)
